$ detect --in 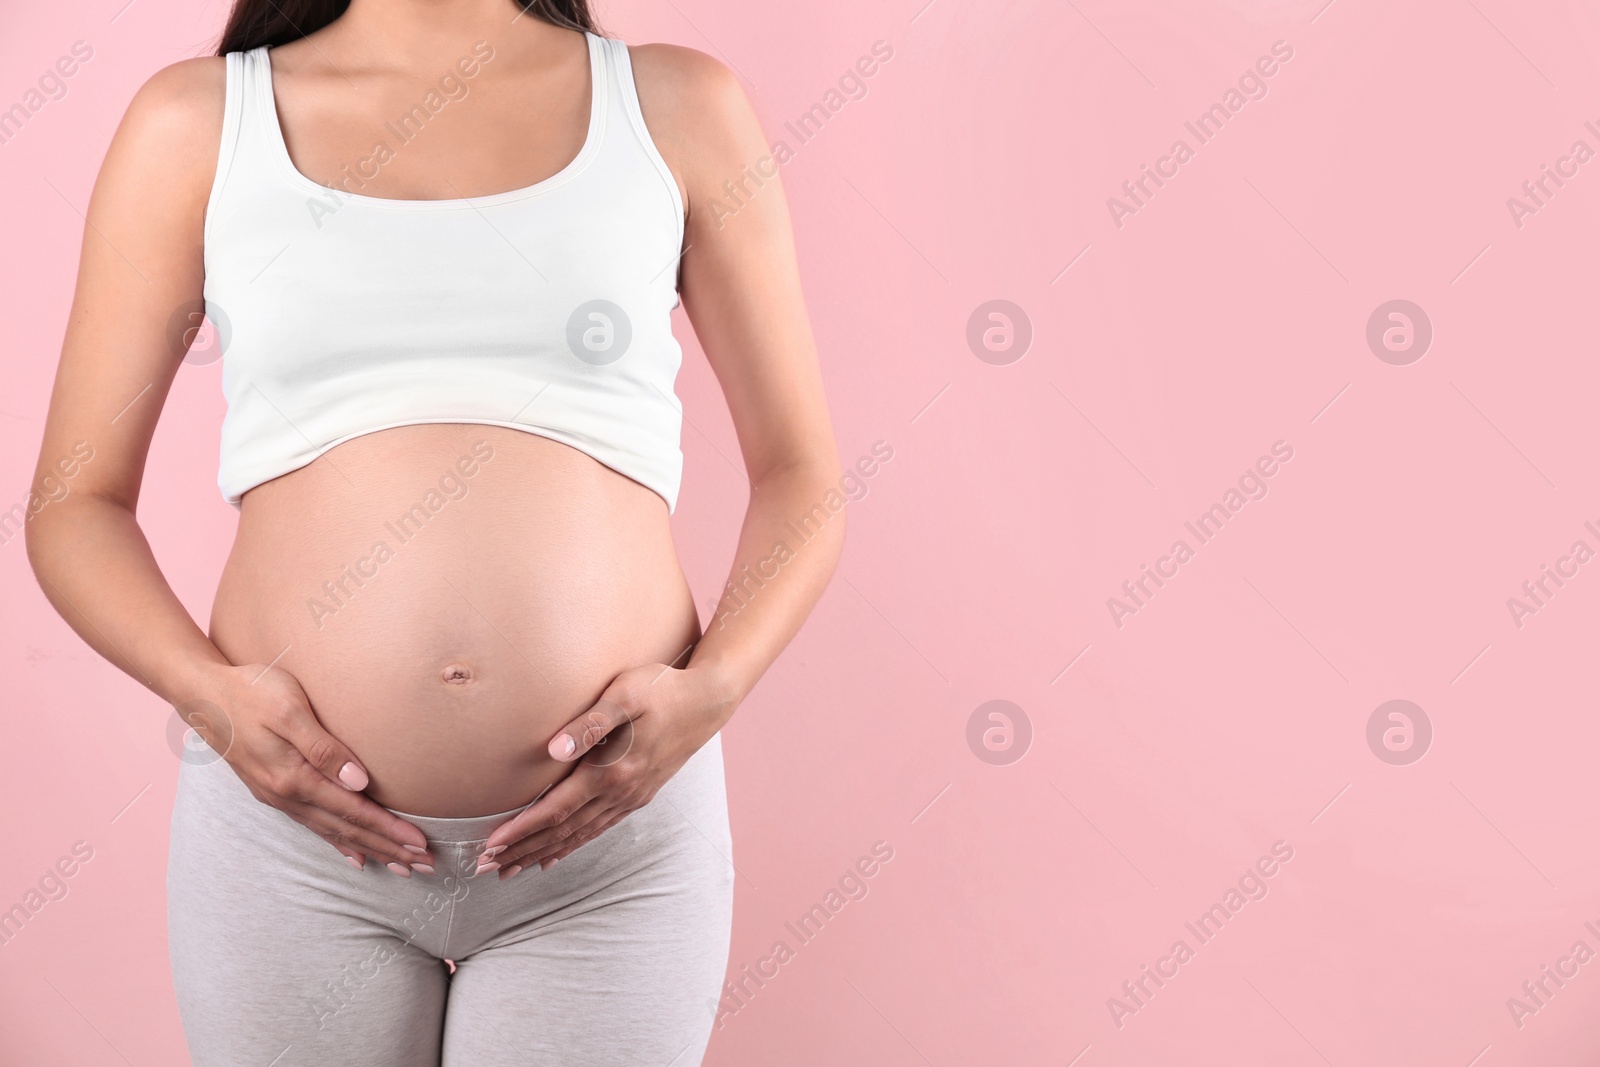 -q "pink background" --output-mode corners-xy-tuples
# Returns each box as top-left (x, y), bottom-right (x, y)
(5, 0), (1600, 1063)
